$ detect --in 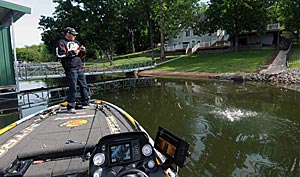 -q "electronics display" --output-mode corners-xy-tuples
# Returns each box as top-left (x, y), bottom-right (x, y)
(109, 142), (132, 164)
(154, 126), (189, 168)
